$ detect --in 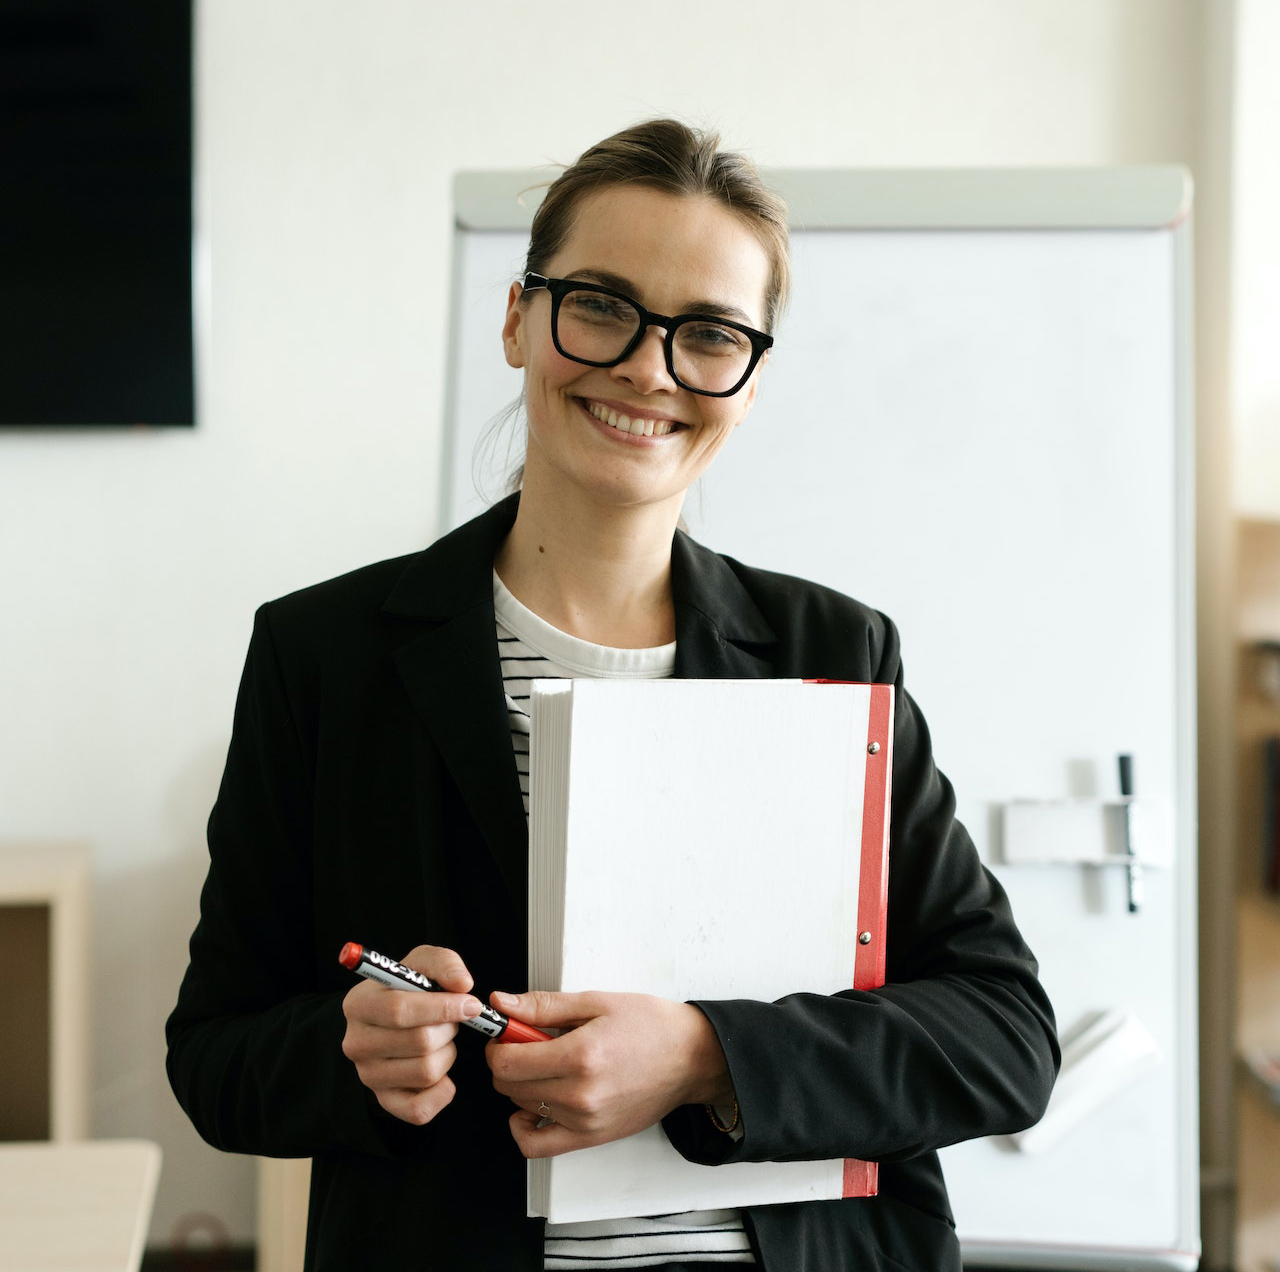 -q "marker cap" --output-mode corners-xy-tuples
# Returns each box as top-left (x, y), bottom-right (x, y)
(501, 1016), (553, 1044)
